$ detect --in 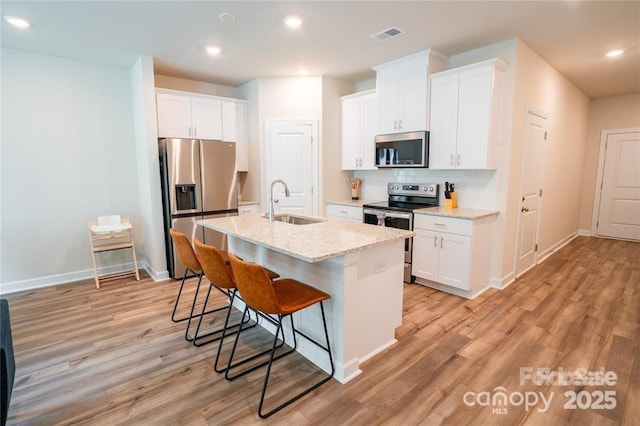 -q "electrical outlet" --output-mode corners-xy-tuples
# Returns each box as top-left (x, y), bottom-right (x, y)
(374, 261), (386, 273)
